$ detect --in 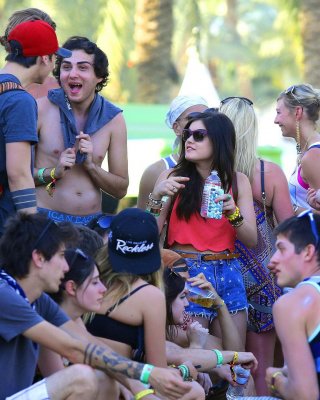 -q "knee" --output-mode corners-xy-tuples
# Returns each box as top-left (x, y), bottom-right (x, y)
(68, 364), (99, 397)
